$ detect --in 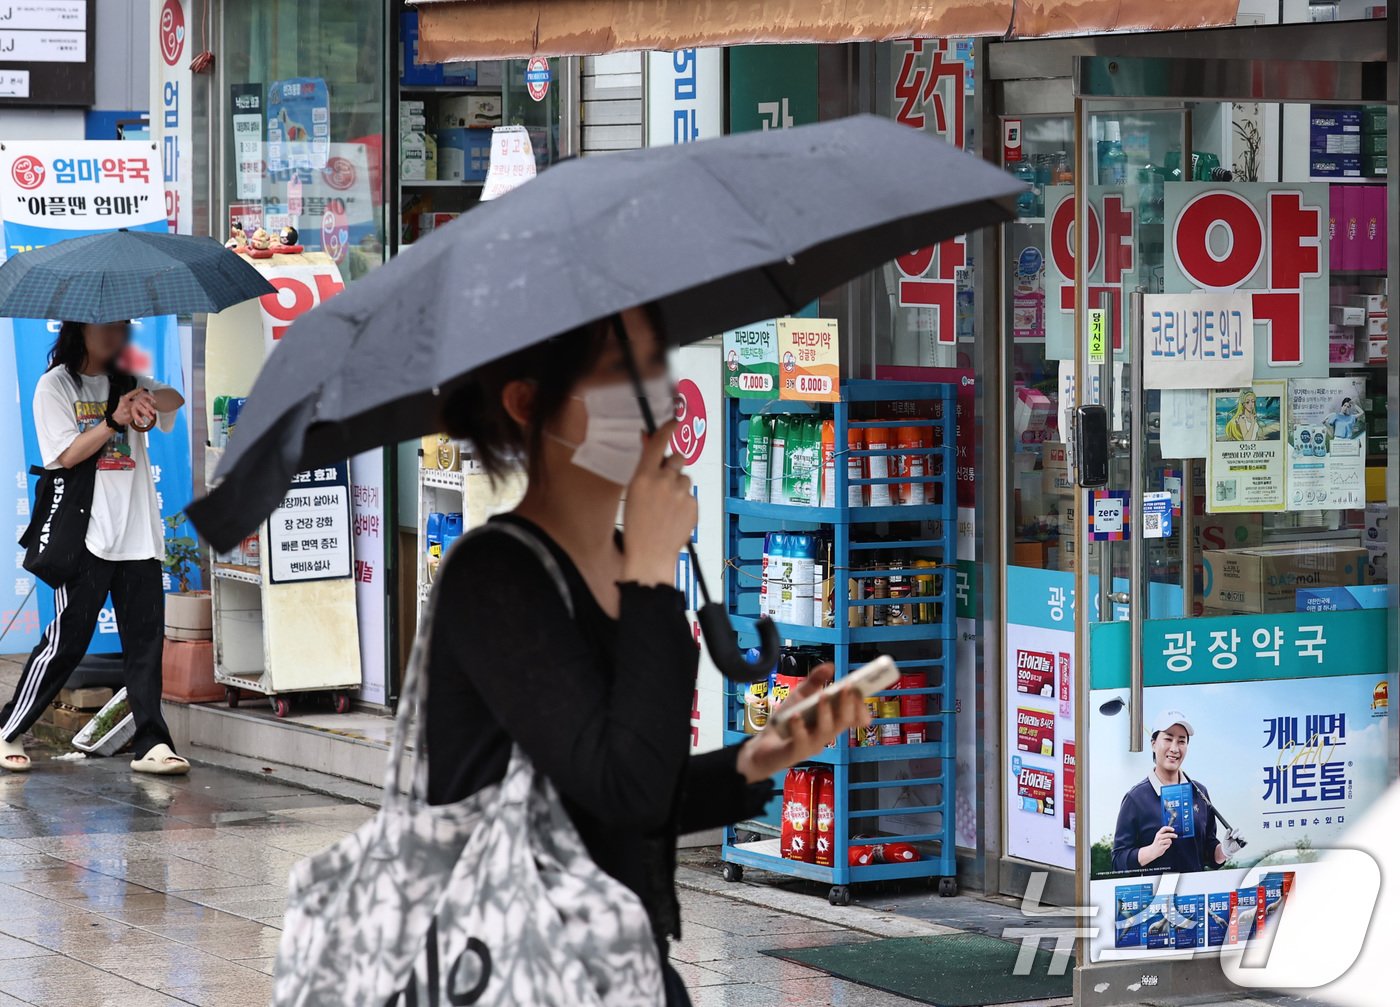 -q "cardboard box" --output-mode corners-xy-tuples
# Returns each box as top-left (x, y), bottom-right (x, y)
(1349, 293), (1388, 314)
(437, 96), (503, 129)
(1331, 304), (1366, 326)
(399, 11), (442, 86)
(1203, 543), (1369, 614)
(1365, 335), (1389, 363)
(1058, 533), (1101, 572)
(1013, 540), (1051, 569)
(1313, 156), (1363, 178)
(1041, 441), (1073, 497)
(1367, 467), (1387, 502)
(42, 706), (95, 735)
(1312, 107), (1363, 132)
(1195, 511), (1264, 552)
(1365, 541), (1388, 583)
(58, 687), (114, 710)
